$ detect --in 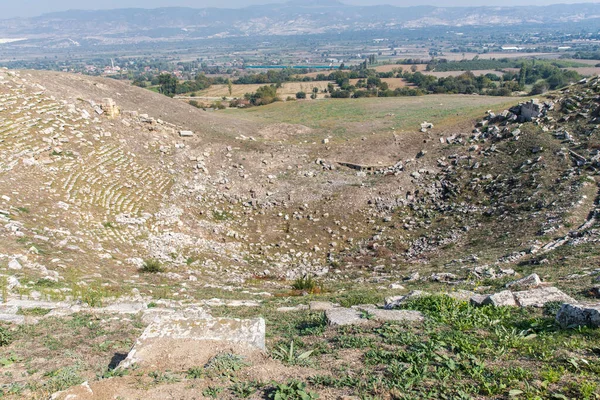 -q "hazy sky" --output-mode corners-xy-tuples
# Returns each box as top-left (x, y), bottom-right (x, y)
(3, 0), (599, 18)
